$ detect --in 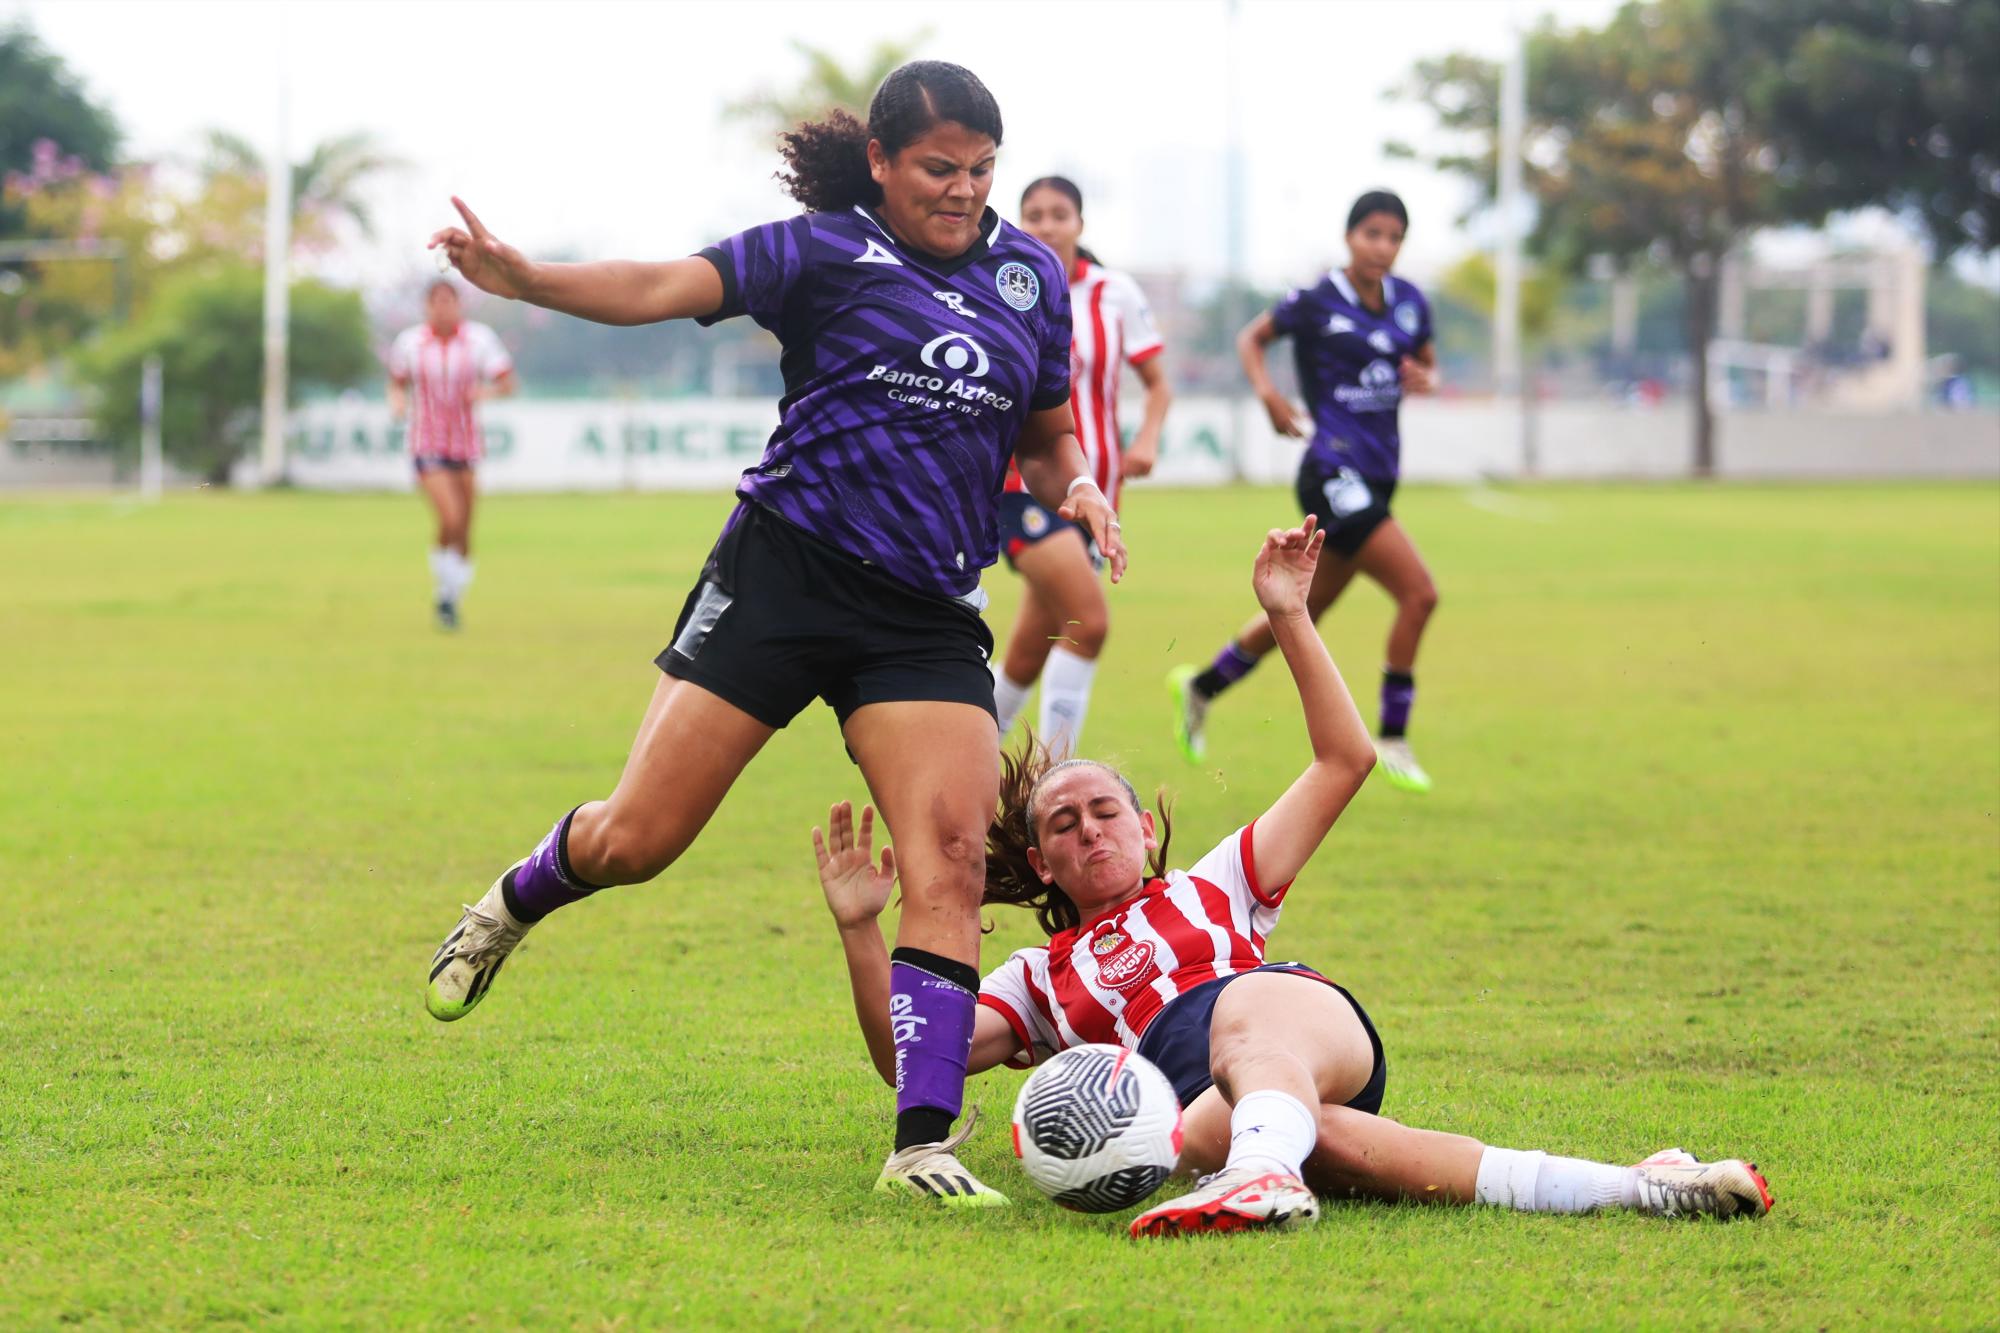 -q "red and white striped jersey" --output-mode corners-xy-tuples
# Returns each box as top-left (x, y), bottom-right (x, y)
(1005, 258), (1162, 507)
(977, 824), (1292, 1067)
(388, 321), (512, 462)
